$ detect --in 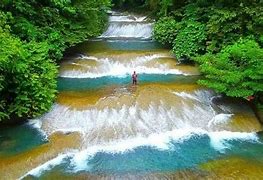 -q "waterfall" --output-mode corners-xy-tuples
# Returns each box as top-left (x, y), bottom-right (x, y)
(100, 13), (153, 39)
(19, 11), (263, 179)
